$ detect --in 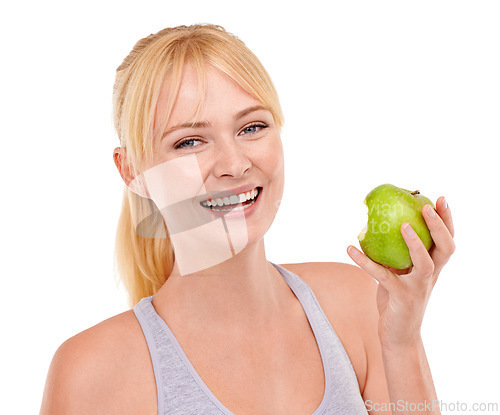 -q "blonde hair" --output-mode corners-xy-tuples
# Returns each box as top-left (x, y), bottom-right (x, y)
(112, 24), (284, 307)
